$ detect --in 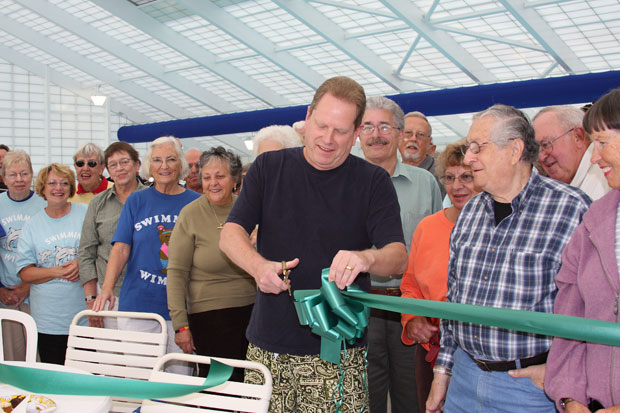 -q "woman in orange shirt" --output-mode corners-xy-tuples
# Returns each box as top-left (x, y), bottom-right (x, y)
(400, 139), (481, 413)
